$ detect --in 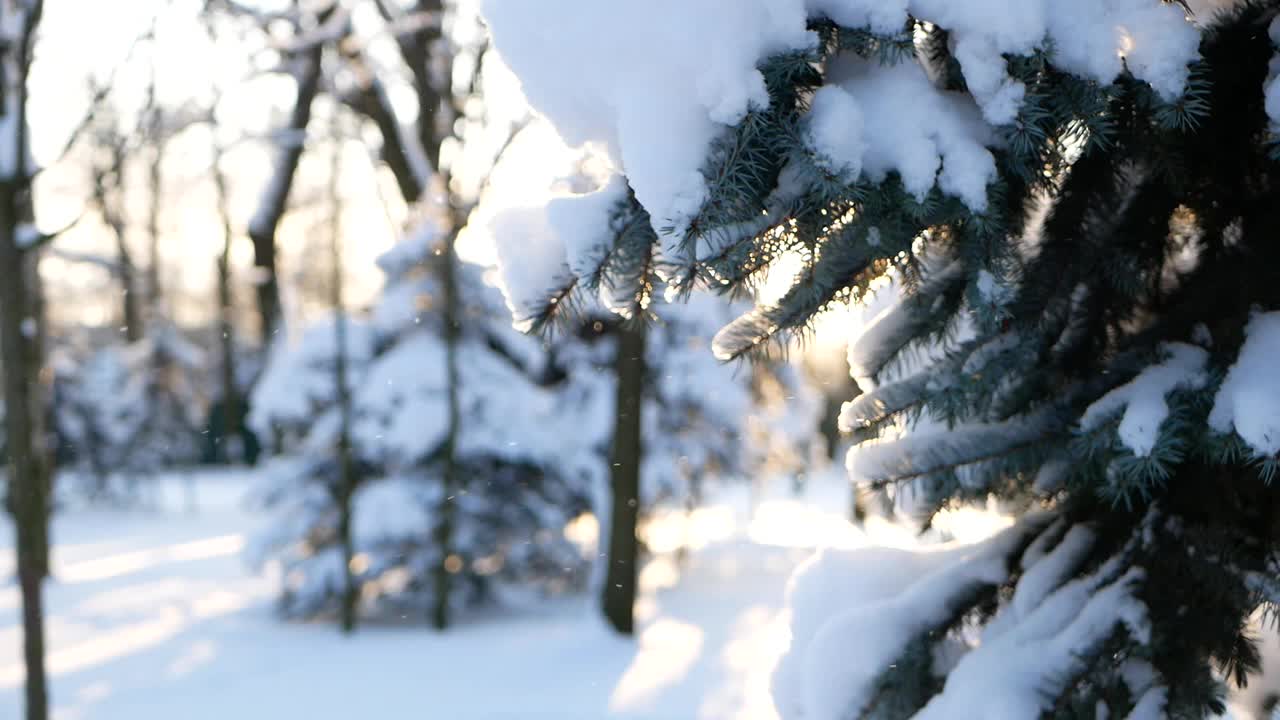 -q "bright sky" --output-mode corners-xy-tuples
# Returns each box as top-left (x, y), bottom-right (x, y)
(30, 0), (401, 336)
(27, 0), (849, 380)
